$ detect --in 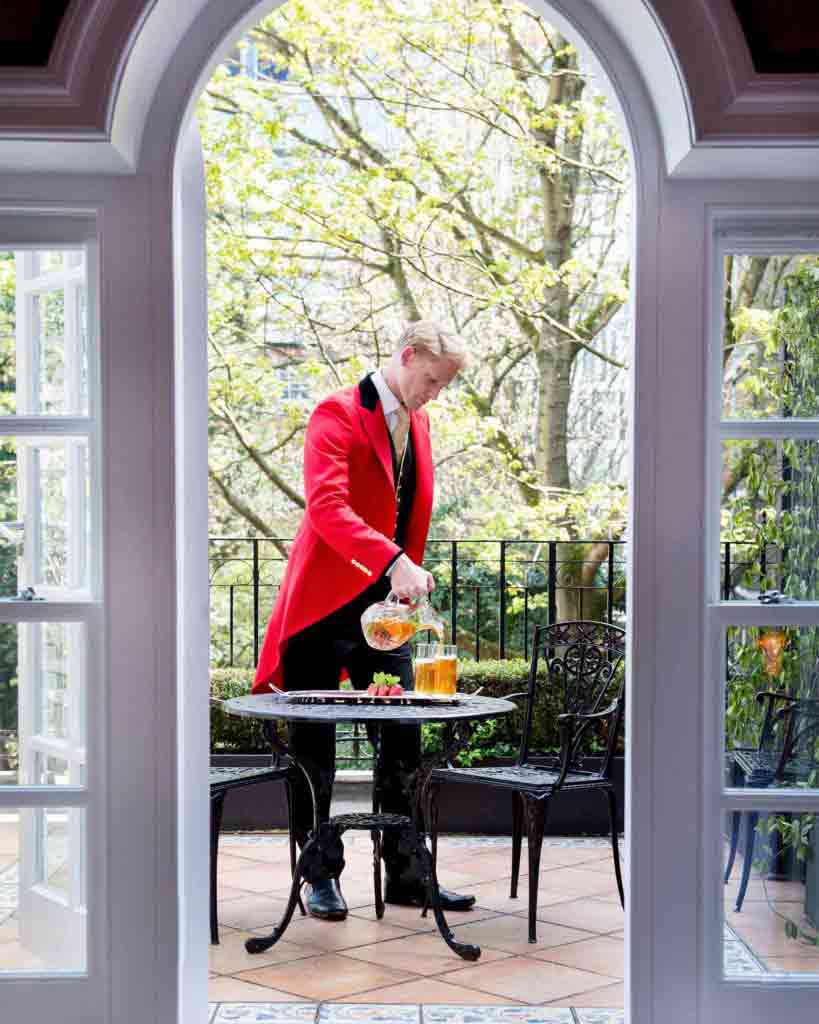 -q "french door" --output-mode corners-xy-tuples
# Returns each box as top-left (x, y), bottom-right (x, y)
(0, 219), (106, 1018)
(702, 213), (819, 1020)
